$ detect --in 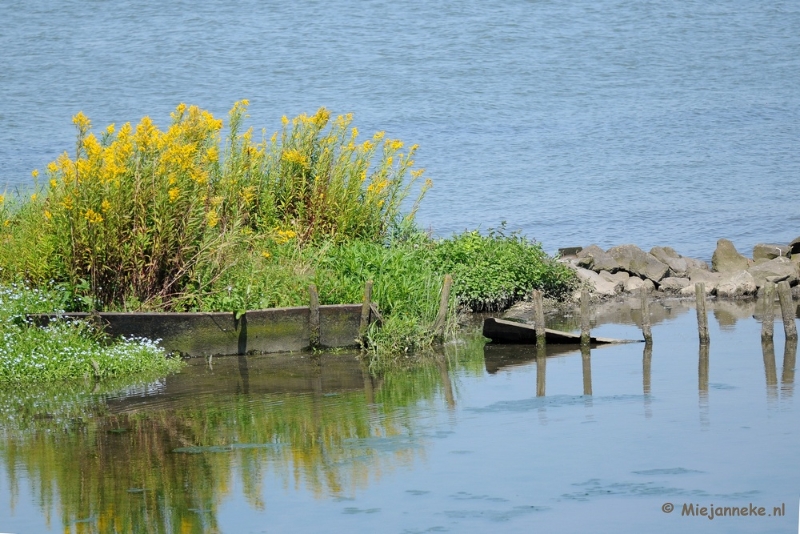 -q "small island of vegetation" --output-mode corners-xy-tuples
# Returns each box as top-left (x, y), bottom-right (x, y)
(0, 102), (576, 382)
